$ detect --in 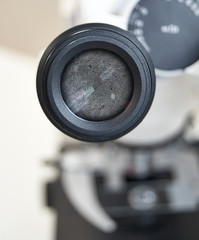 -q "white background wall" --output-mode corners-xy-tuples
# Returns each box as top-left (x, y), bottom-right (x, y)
(0, 1), (80, 239)
(0, 47), (59, 240)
